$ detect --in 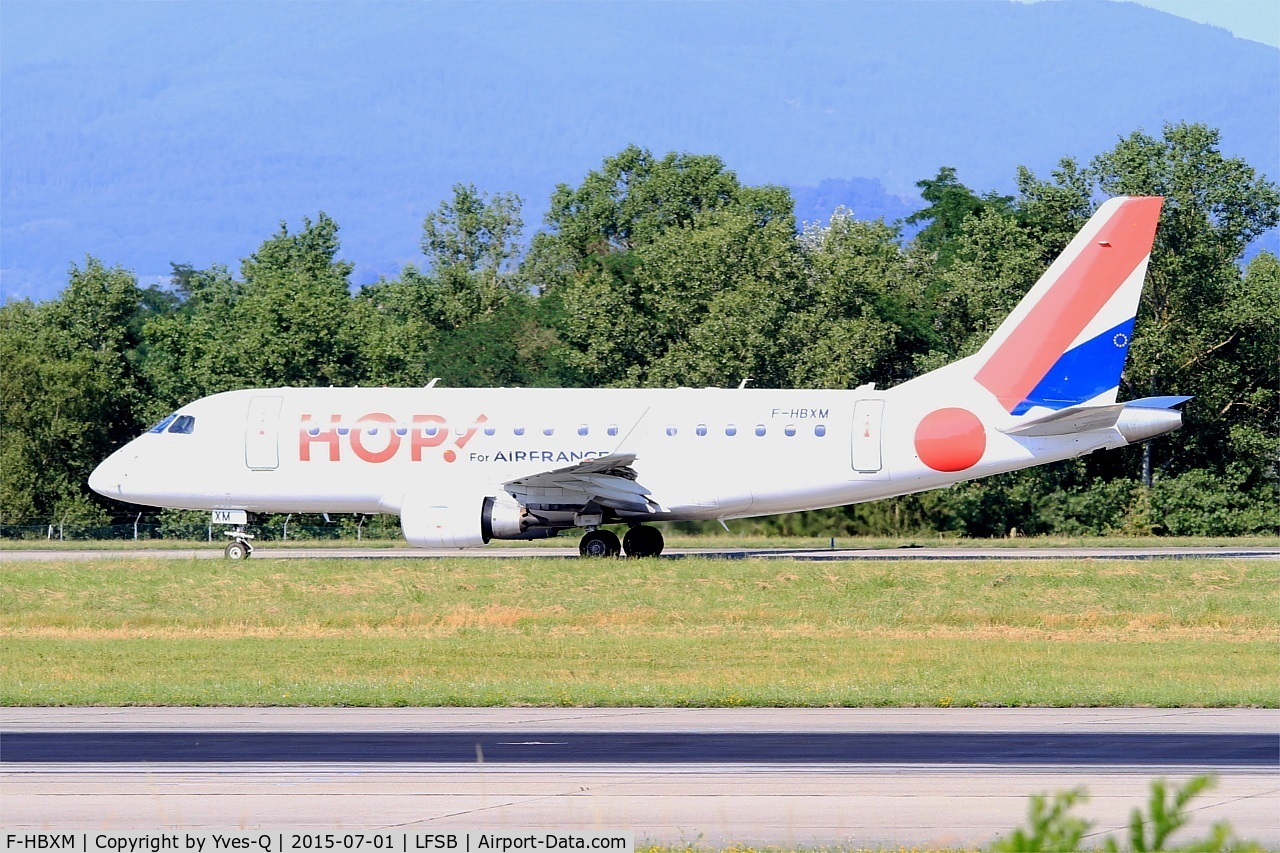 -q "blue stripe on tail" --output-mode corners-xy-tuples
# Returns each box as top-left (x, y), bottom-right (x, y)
(1010, 318), (1135, 415)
